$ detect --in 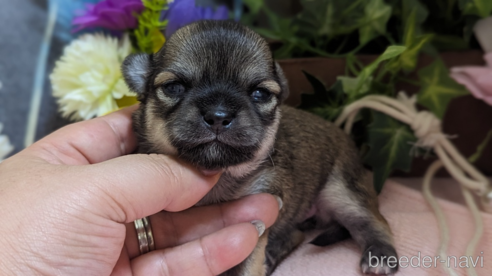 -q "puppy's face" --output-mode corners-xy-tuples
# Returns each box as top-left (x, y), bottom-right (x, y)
(123, 21), (289, 171)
